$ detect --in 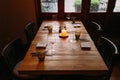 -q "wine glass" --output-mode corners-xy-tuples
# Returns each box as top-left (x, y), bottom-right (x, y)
(69, 38), (76, 50)
(69, 31), (76, 50)
(46, 34), (56, 56)
(71, 16), (76, 24)
(66, 13), (71, 20)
